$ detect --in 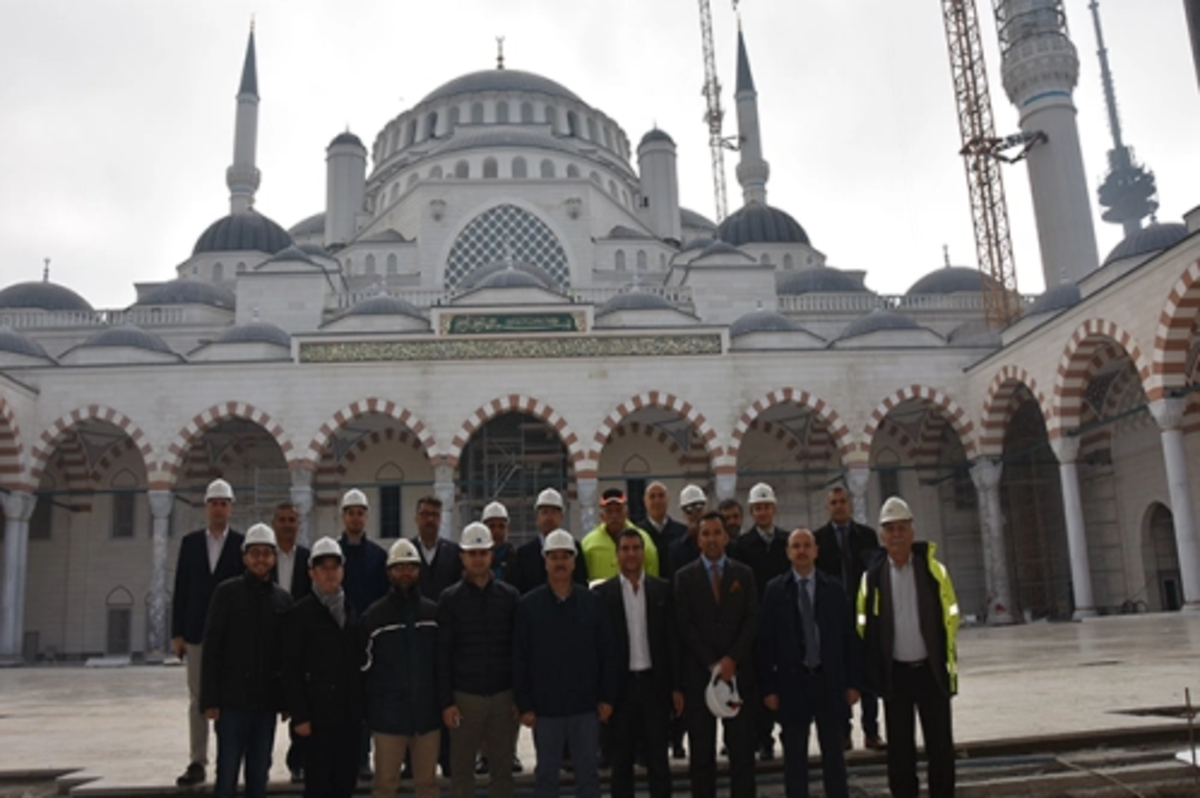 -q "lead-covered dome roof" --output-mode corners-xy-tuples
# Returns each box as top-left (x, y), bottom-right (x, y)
(1027, 281), (1081, 315)
(906, 266), (995, 295)
(421, 69), (583, 105)
(776, 267), (868, 295)
(716, 202), (810, 246)
(1102, 222), (1188, 266)
(193, 211), (293, 256)
(597, 291), (675, 316)
(138, 280), (236, 309)
(80, 325), (173, 354)
(459, 261), (557, 292)
(0, 328), (51, 359)
(839, 309), (921, 340)
(729, 310), (802, 337)
(214, 321), (291, 348)
(0, 281), (93, 312)
(344, 295), (426, 320)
